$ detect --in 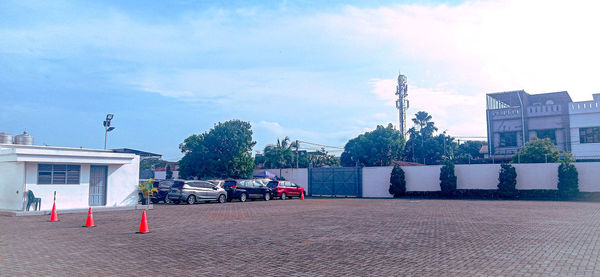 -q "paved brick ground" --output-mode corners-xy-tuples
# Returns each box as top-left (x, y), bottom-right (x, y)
(2, 198), (600, 276)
